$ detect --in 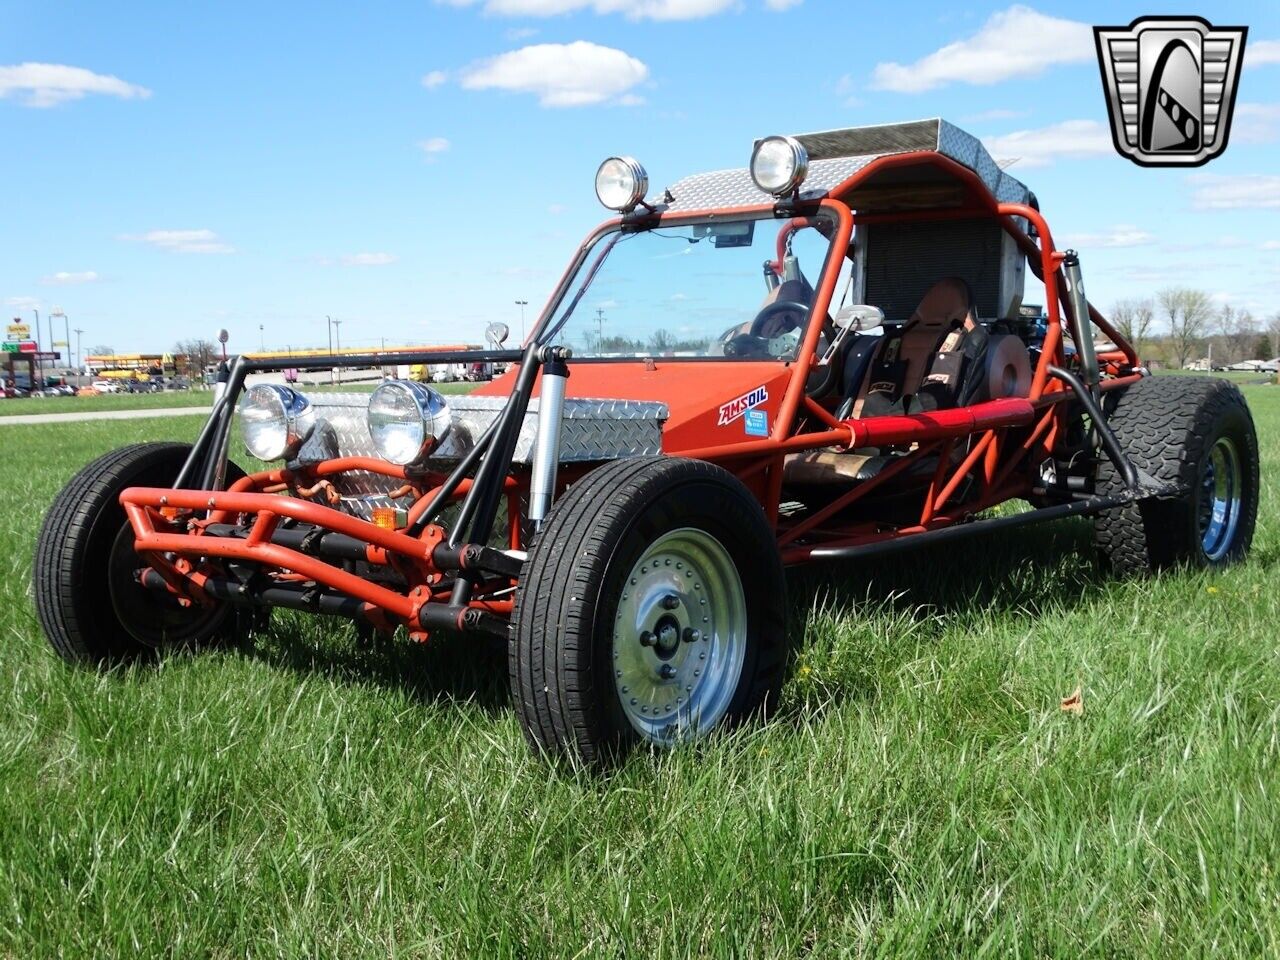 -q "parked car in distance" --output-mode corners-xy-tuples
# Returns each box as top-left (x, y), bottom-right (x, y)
(91, 380), (122, 394)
